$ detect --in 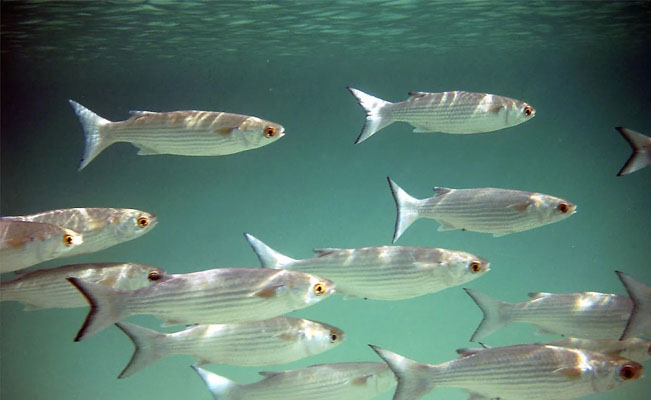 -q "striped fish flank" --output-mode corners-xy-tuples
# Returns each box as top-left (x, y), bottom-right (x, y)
(192, 362), (396, 400)
(347, 87), (535, 143)
(4, 208), (157, 257)
(465, 289), (637, 341)
(541, 338), (651, 364)
(388, 177), (576, 242)
(372, 344), (643, 400)
(245, 234), (490, 300)
(0, 262), (164, 309)
(69, 100), (285, 170)
(115, 316), (344, 378)
(0, 219), (83, 273)
(67, 267), (335, 341)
